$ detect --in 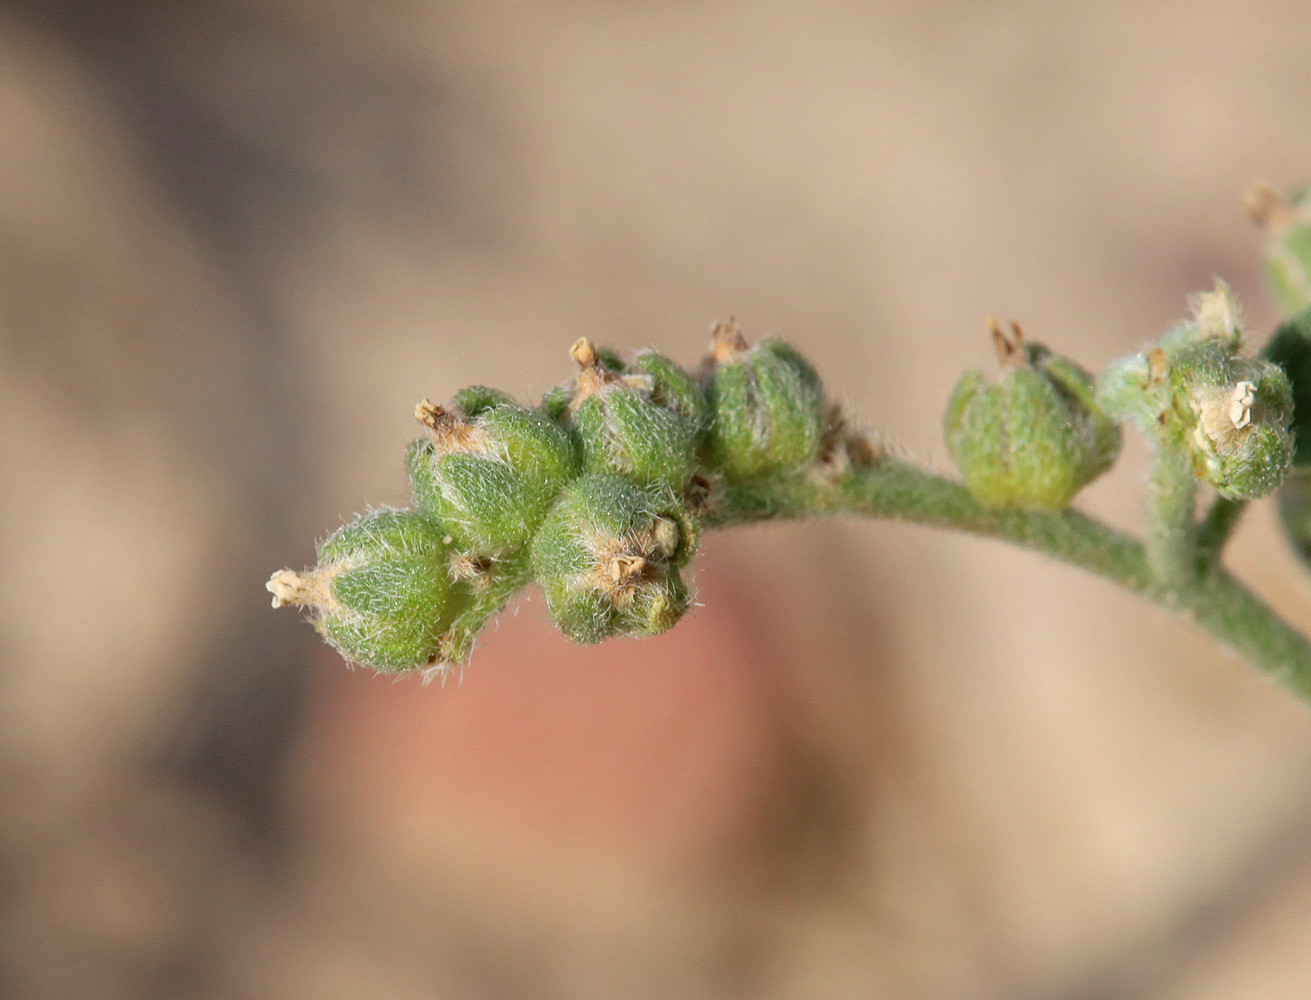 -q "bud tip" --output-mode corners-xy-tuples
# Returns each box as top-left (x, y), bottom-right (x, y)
(609, 554), (647, 582)
(570, 337), (615, 402)
(267, 567), (335, 610)
(571, 337), (598, 369)
(415, 398), (444, 427)
(708, 317), (749, 362)
(988, 318), (1025, 366)
(1189, 280), (1242, 343)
